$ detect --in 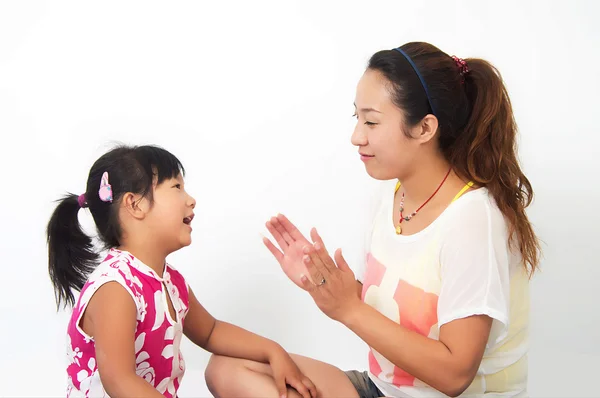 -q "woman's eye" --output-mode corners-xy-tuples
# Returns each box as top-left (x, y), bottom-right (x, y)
(174, 184), (181, 189)
(353, 113), (376, 126)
